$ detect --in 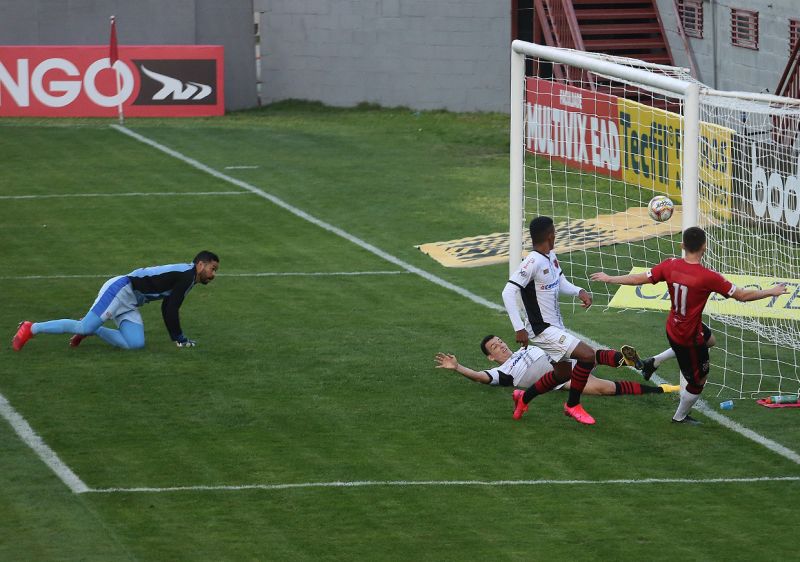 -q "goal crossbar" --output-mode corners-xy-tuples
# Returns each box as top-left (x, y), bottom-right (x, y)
(509, 40), (700, 274)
